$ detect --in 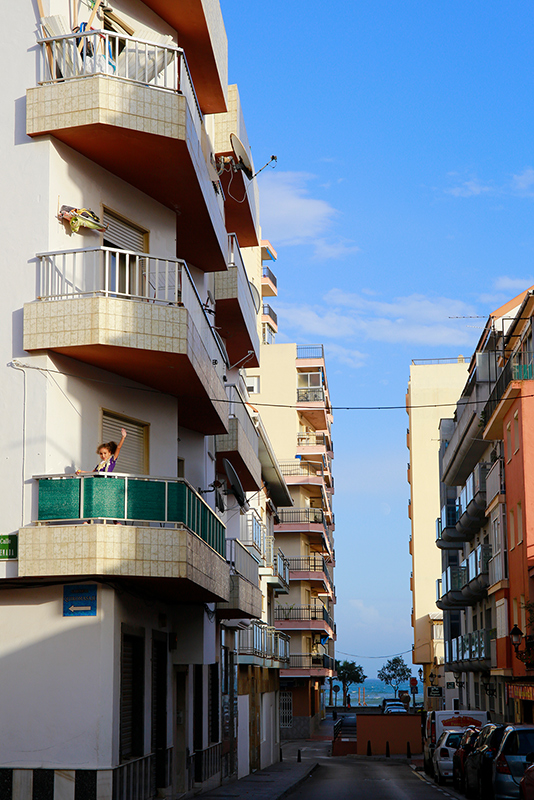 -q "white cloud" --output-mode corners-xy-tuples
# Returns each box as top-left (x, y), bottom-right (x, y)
(445, 177), (493, 197)
(257, 171), (359, 258)
(511, 167), (534, 196)
(276, 290), (479, 358)
(494, 276), (534, 292)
